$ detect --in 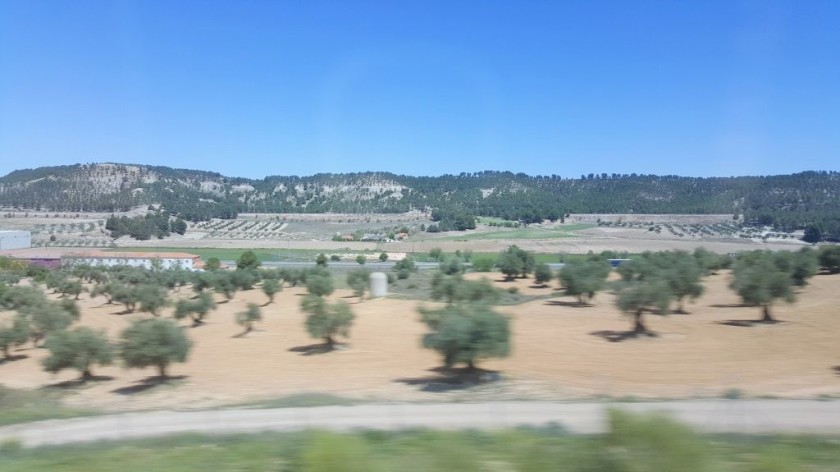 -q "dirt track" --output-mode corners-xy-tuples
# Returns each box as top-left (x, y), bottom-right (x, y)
(1, 271), (839, 411)
(5, 400), (840, 447)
